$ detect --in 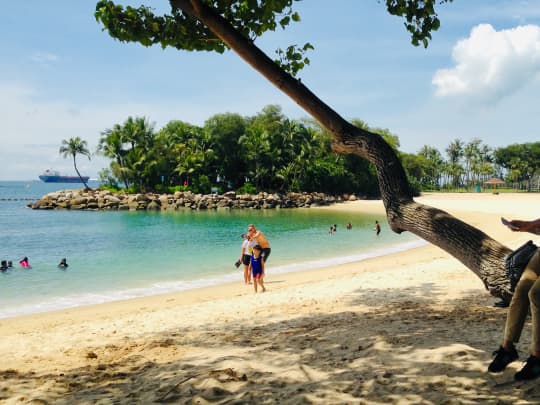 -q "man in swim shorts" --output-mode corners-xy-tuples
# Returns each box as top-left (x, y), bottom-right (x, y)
(247, 224), (271, 263)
